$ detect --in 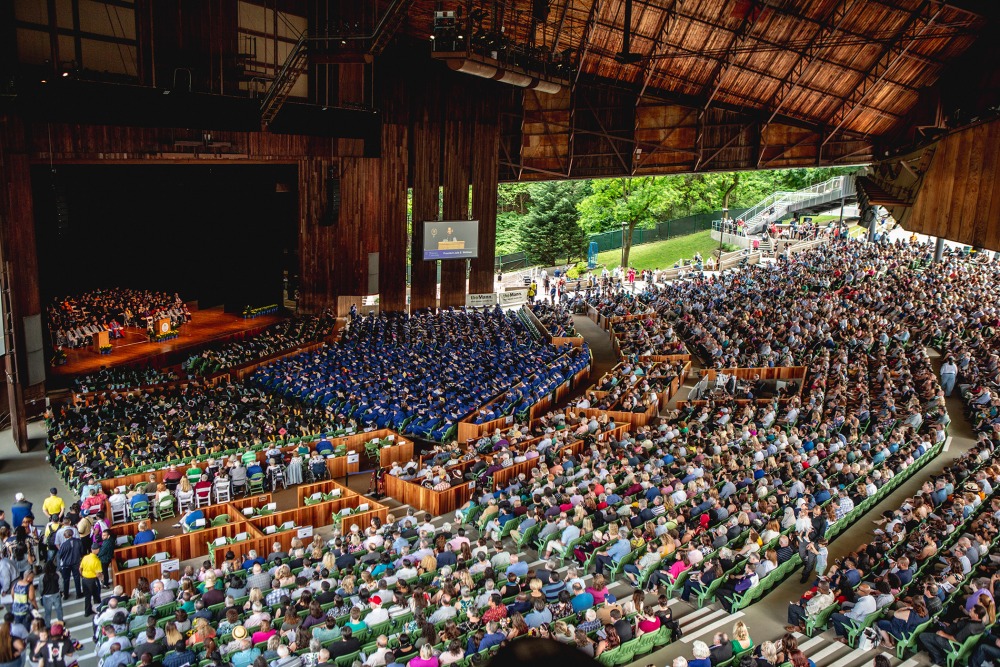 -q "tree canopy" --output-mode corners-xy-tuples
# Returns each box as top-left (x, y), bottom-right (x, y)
(494, 166), (858, 263)
(516, 181), (590, 266)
